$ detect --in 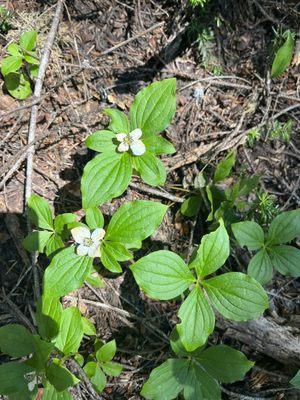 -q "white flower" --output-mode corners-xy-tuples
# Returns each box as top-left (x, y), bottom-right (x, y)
(71, 226), (105, 258)
(116, 128), (146, 156)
